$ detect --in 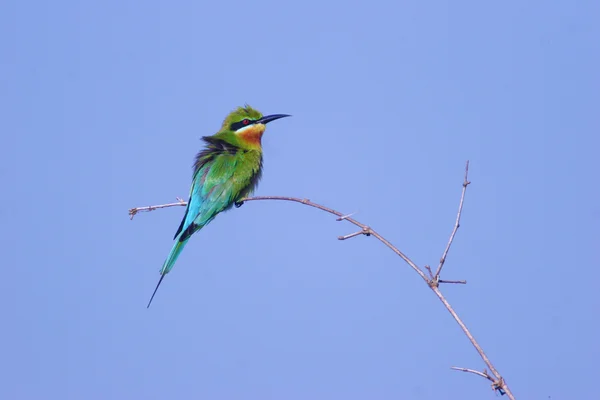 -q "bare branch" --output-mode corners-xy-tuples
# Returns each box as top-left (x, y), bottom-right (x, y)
(338, 227), (371, 241)
(425, 265), (434, 280)
(451, 366), (495, 382)
(128, 198), (186, 220)
(128, 163), (514, 399)
(451, 367), (507, 396)
(434, 160), (471, 279)
(241, 196), (429, 282)
(338, 230), (365, 240)
(433, 286), (511, 397)
(129, 195), (427, 280)
(439, 279), (467, 285)
(336, 212), (357, 221)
